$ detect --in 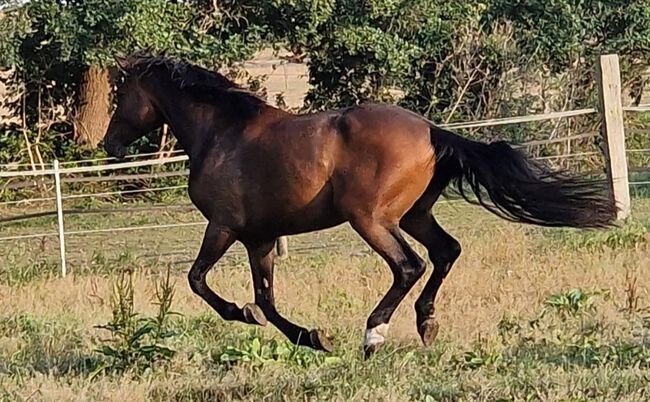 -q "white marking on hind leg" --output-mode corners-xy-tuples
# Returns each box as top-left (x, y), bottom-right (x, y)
(364, 323), (389, 348)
